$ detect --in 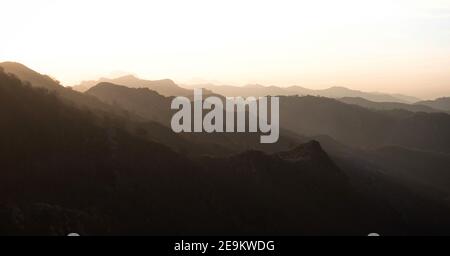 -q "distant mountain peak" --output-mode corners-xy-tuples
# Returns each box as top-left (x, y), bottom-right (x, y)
(89, 82), (161, 96)
(111, 75), (177, 86)
(244, 84), (265, 88)
(117, 74), (138, 79)
(327, 86), (352, 90)
(287, 85), (309, 90)
(73, 75), (183, 96)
